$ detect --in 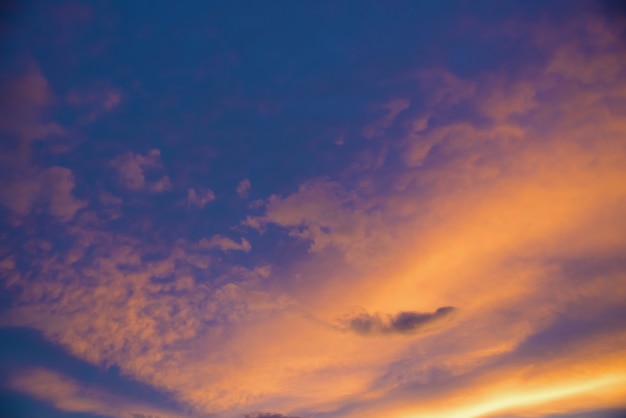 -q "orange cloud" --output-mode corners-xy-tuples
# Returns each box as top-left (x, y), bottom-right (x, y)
(3, 13), (626, 418)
